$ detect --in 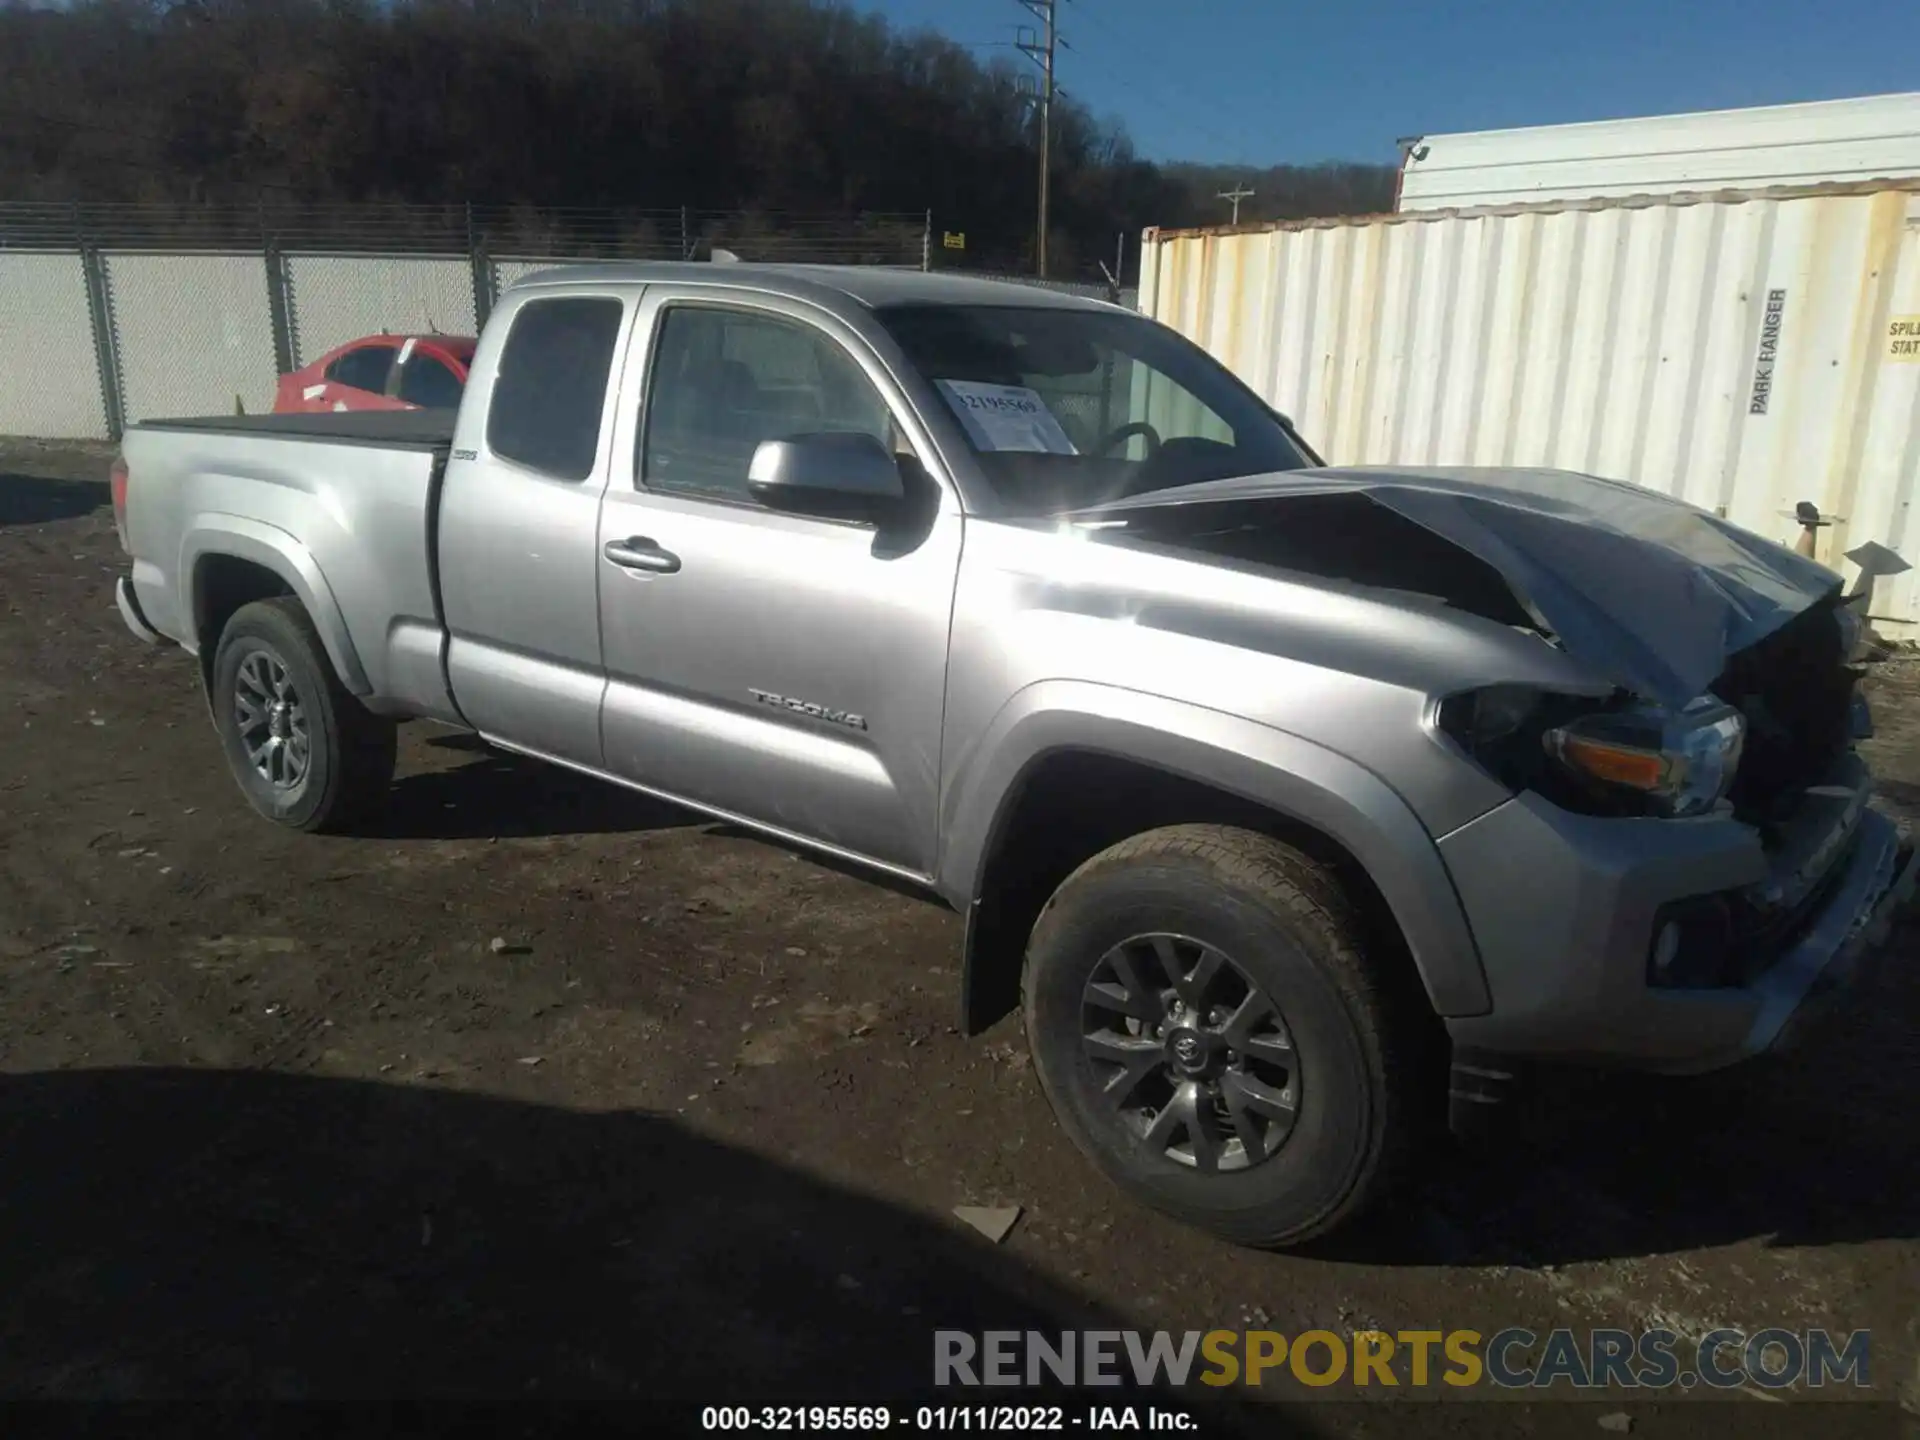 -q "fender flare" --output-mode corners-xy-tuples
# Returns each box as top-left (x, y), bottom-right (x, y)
(939, 681), (1492, 1022)
(180, 514), (372, 695)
